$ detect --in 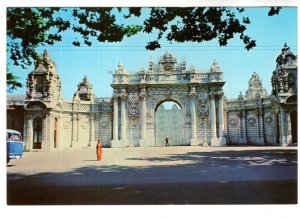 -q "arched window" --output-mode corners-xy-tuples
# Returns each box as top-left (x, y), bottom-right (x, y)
(35, 78), (44, 95)
(33, 117), (42, 149)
